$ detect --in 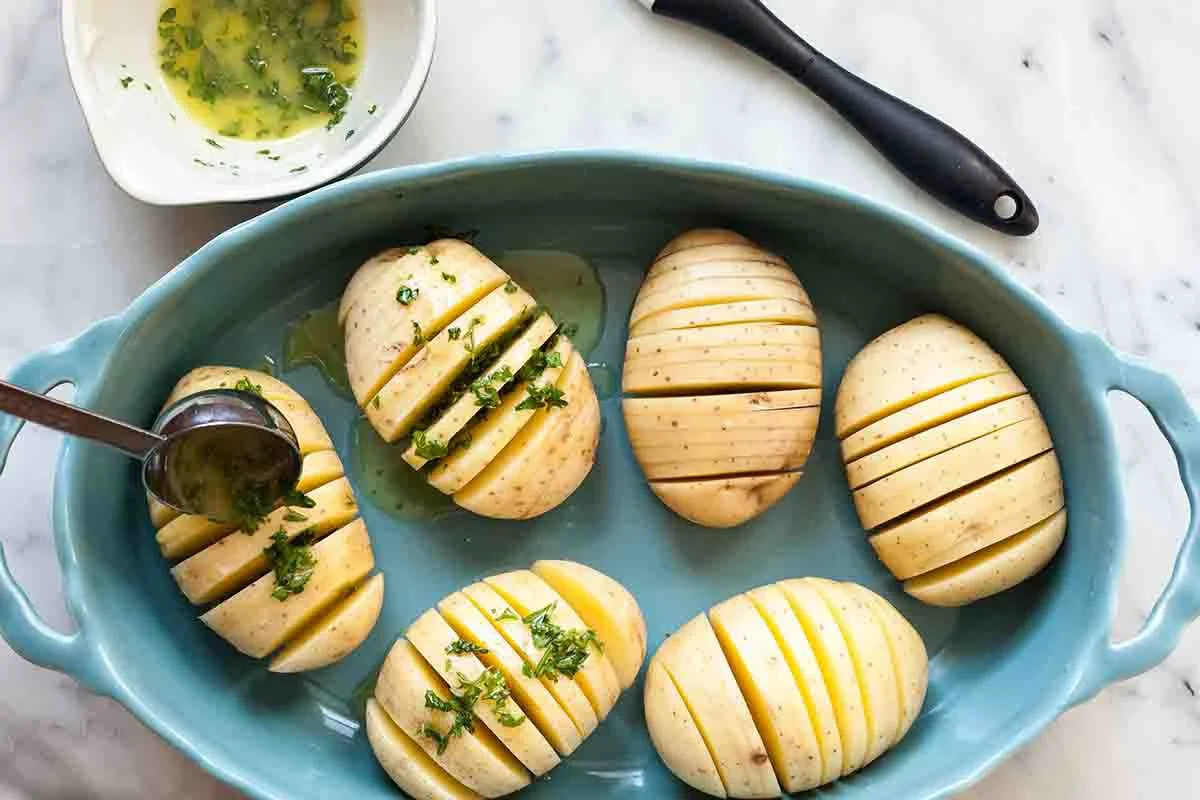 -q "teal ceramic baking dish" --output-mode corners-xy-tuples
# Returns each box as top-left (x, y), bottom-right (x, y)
(1, 152), (1198, 799)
